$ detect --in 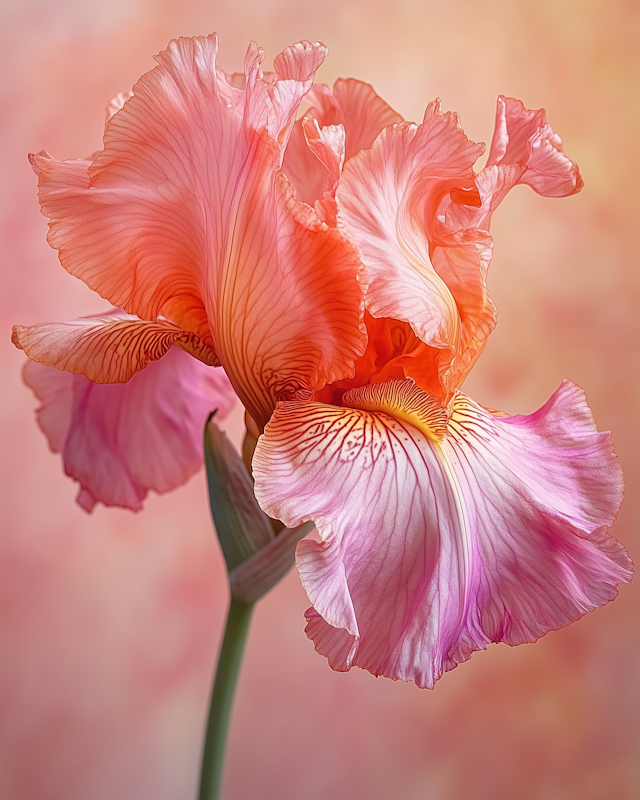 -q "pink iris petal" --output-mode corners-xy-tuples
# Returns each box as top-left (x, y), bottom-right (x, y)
(105, 90), (132, 122)
(487, 95), (583, 197)
(12, 308), (218, 383)
(301, 115), (345, 185)
(336, 99), (485, 355)
(299, 114), (346, 225)
(24, 347), (236, 512)
(253, 380), (631, 688)
(30, 35), (366, 428)
(281, 116), (329, 207)
(427, 95), (582, 387)
(310, 78), (404, 161)
(428, 164), (525, 390)
(337, 94), (583, 400)
(283, 78), (403, 206)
